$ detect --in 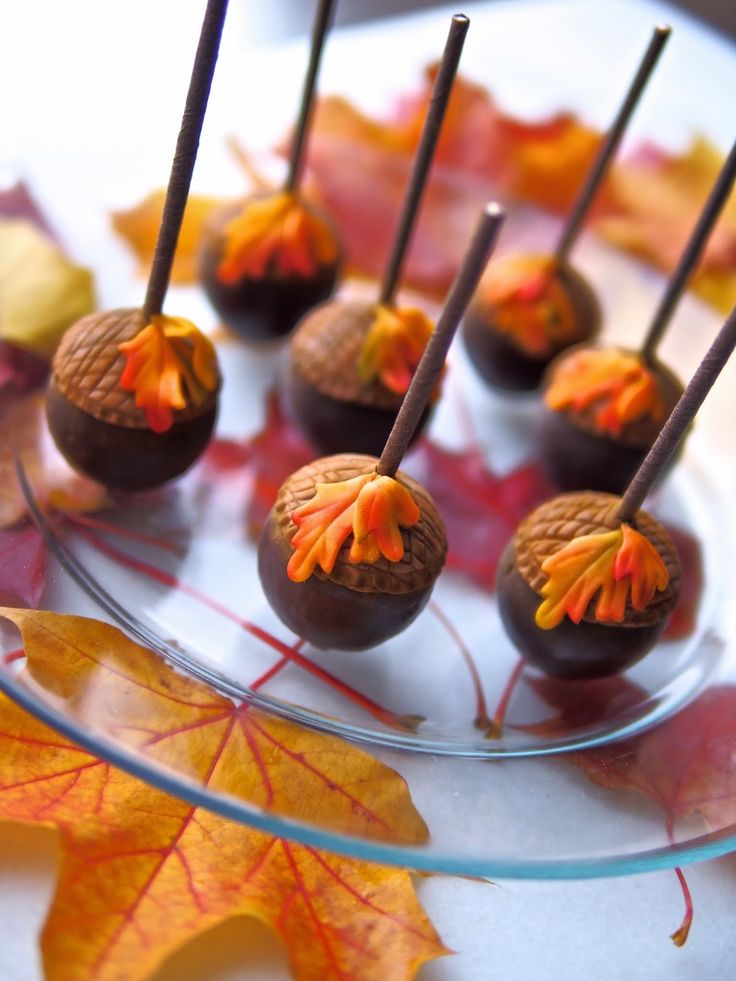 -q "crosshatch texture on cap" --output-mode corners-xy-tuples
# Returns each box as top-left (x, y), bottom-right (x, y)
(51, 308), (220, 429)
(290, 301), (405, 410)
(515, 491), (681, 626)
(275, 453), (447, 594)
